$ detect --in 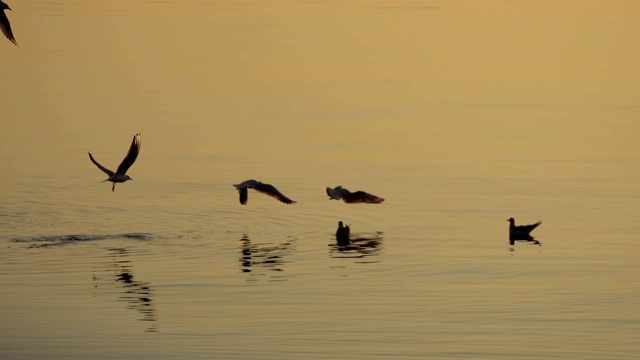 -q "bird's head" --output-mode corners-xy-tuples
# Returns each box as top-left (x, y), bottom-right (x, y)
(506, 218), (514, 224)
(126, 175), (133, 181)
